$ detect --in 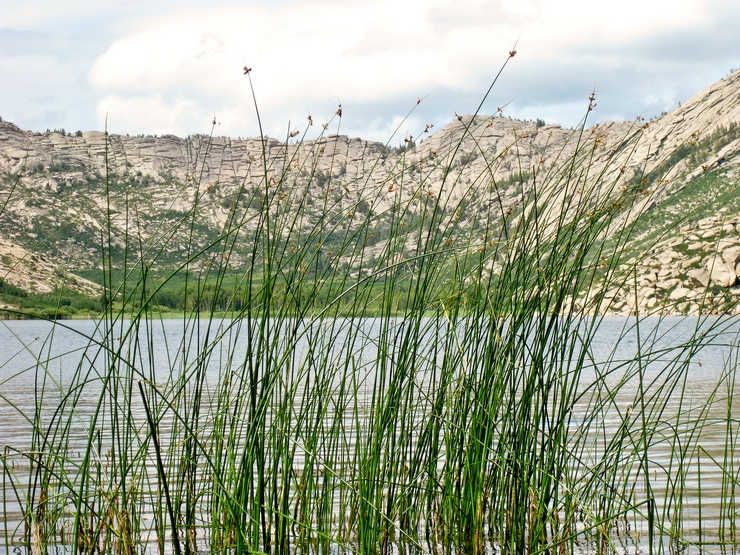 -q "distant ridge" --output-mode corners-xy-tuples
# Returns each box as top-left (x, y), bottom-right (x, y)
(2, 70), (740, 315)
